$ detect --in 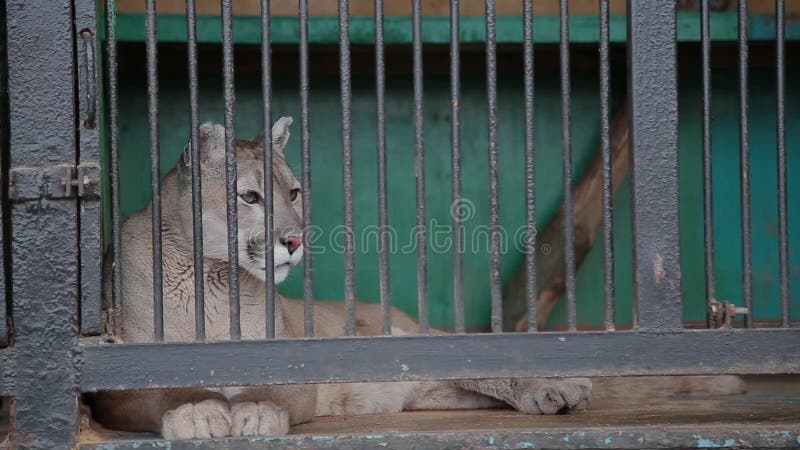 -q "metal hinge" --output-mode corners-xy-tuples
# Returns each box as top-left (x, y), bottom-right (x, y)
(9, 162), (101, 202)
